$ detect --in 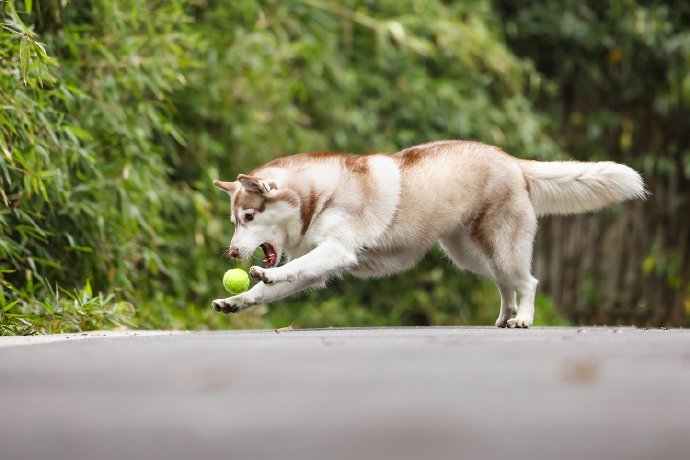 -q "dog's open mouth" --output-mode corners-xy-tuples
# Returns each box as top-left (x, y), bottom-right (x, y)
(260, 242), (278, 268)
